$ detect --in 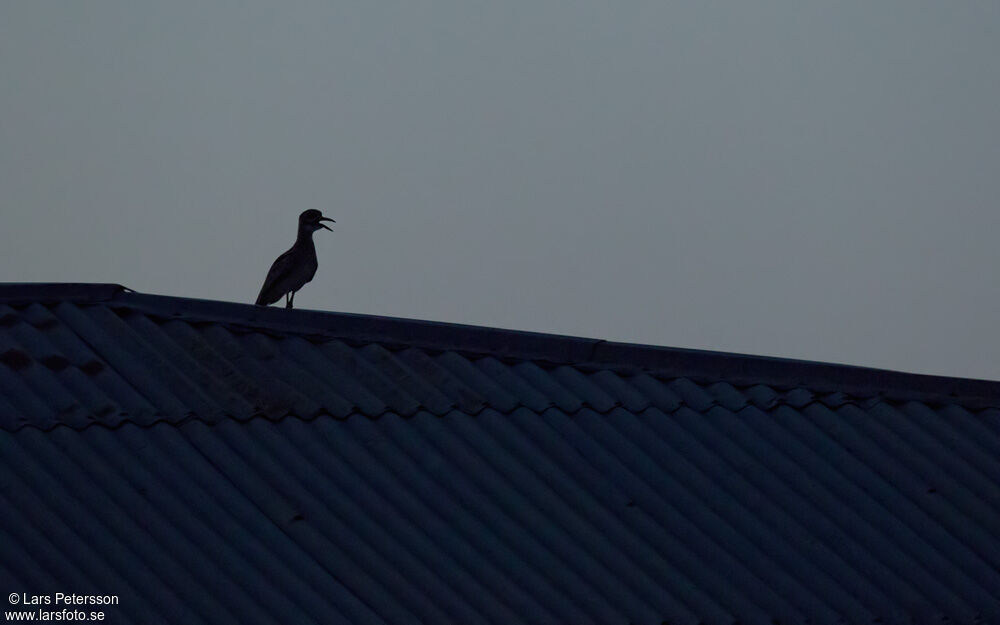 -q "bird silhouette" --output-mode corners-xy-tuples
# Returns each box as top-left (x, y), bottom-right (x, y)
(255, 209), (335, 308)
